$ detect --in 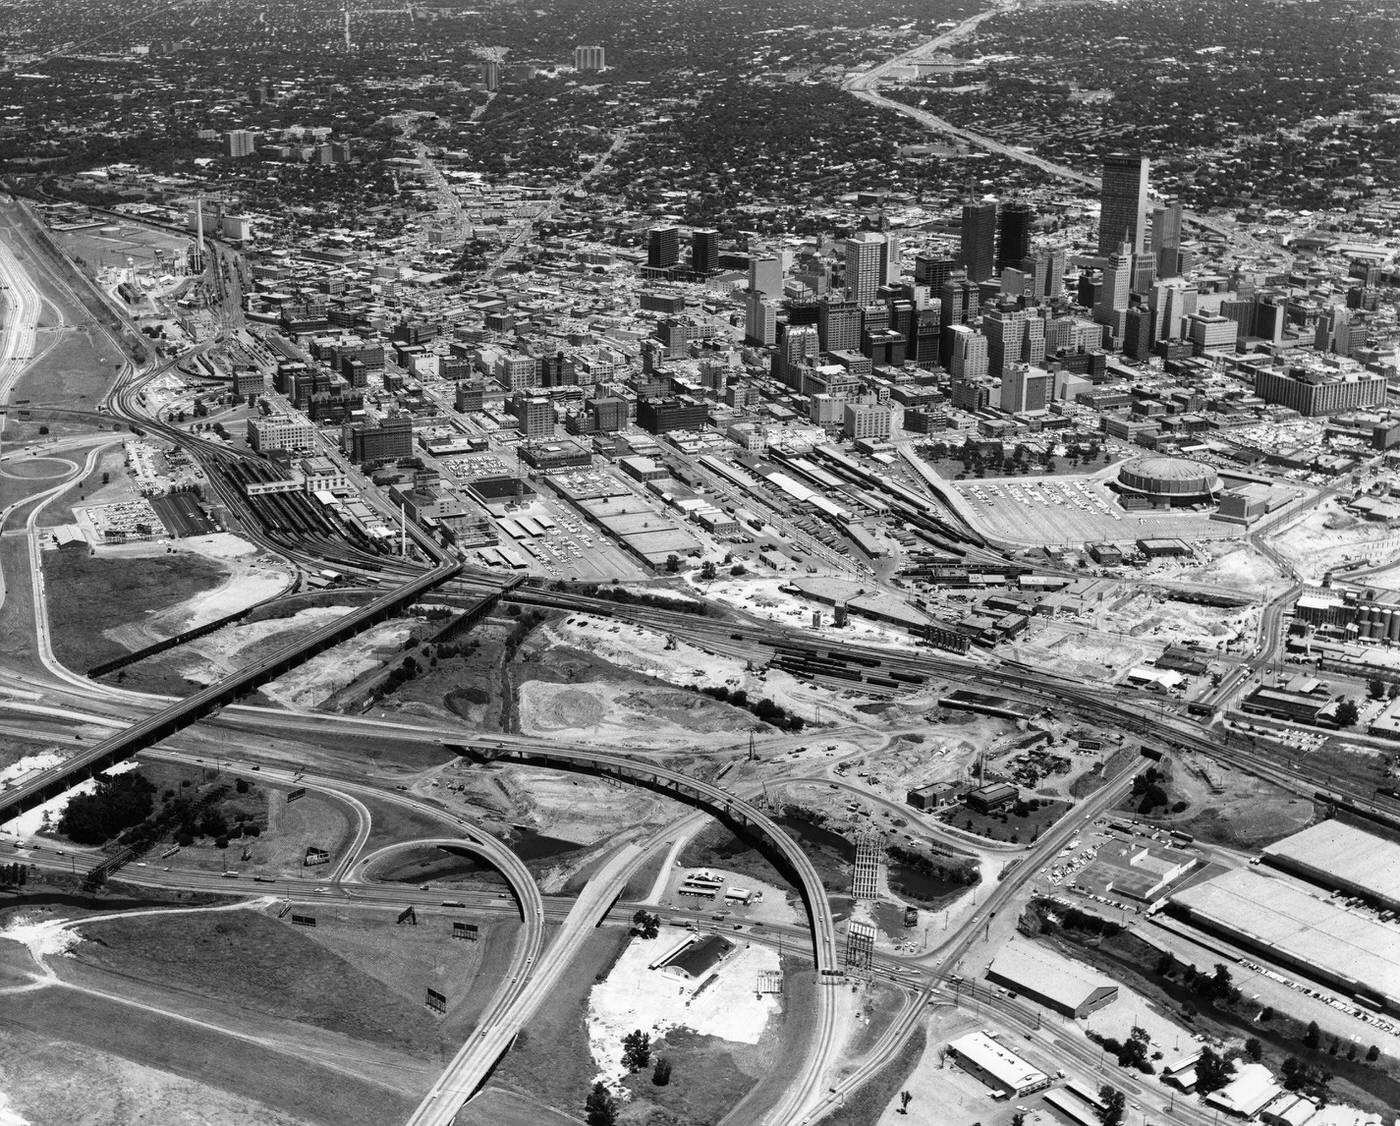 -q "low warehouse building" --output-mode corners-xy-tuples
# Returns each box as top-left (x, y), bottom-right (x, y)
(965, 782), (1019, 813)
(946, 1031), (1050, 1097)
(1262, 821), (1400, 913)
(1170, 867), (1400, 1014)
(659, 934), (734, 980)
(986, 941), (1118, 1018)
